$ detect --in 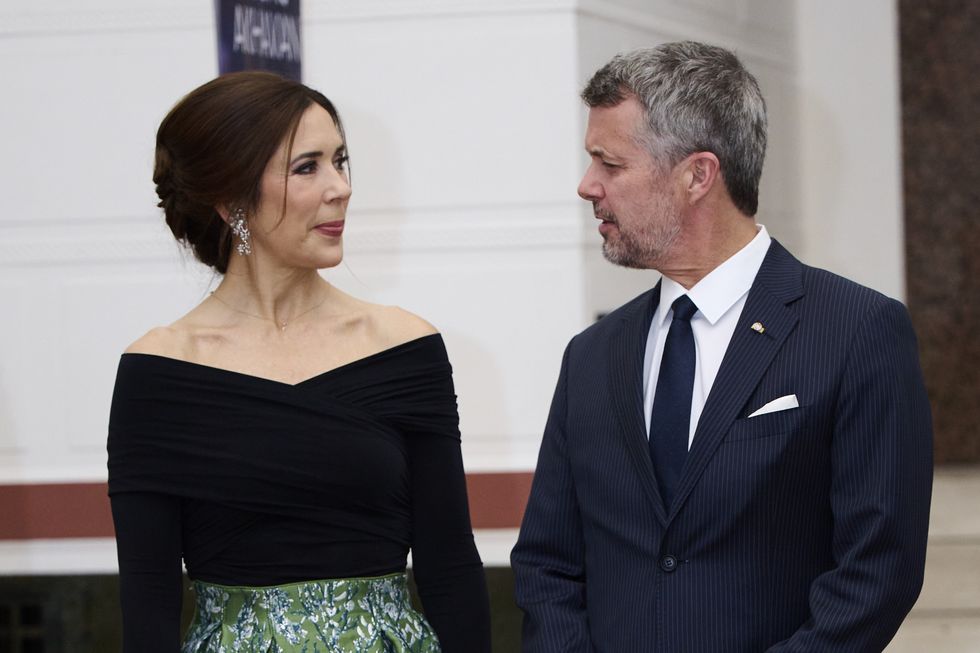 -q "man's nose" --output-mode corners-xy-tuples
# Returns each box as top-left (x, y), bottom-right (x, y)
(578, 166), (602, 201)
